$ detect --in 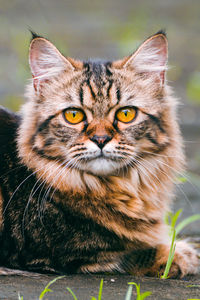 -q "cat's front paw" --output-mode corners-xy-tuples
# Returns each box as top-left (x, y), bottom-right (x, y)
(146, 241), (199, 278)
